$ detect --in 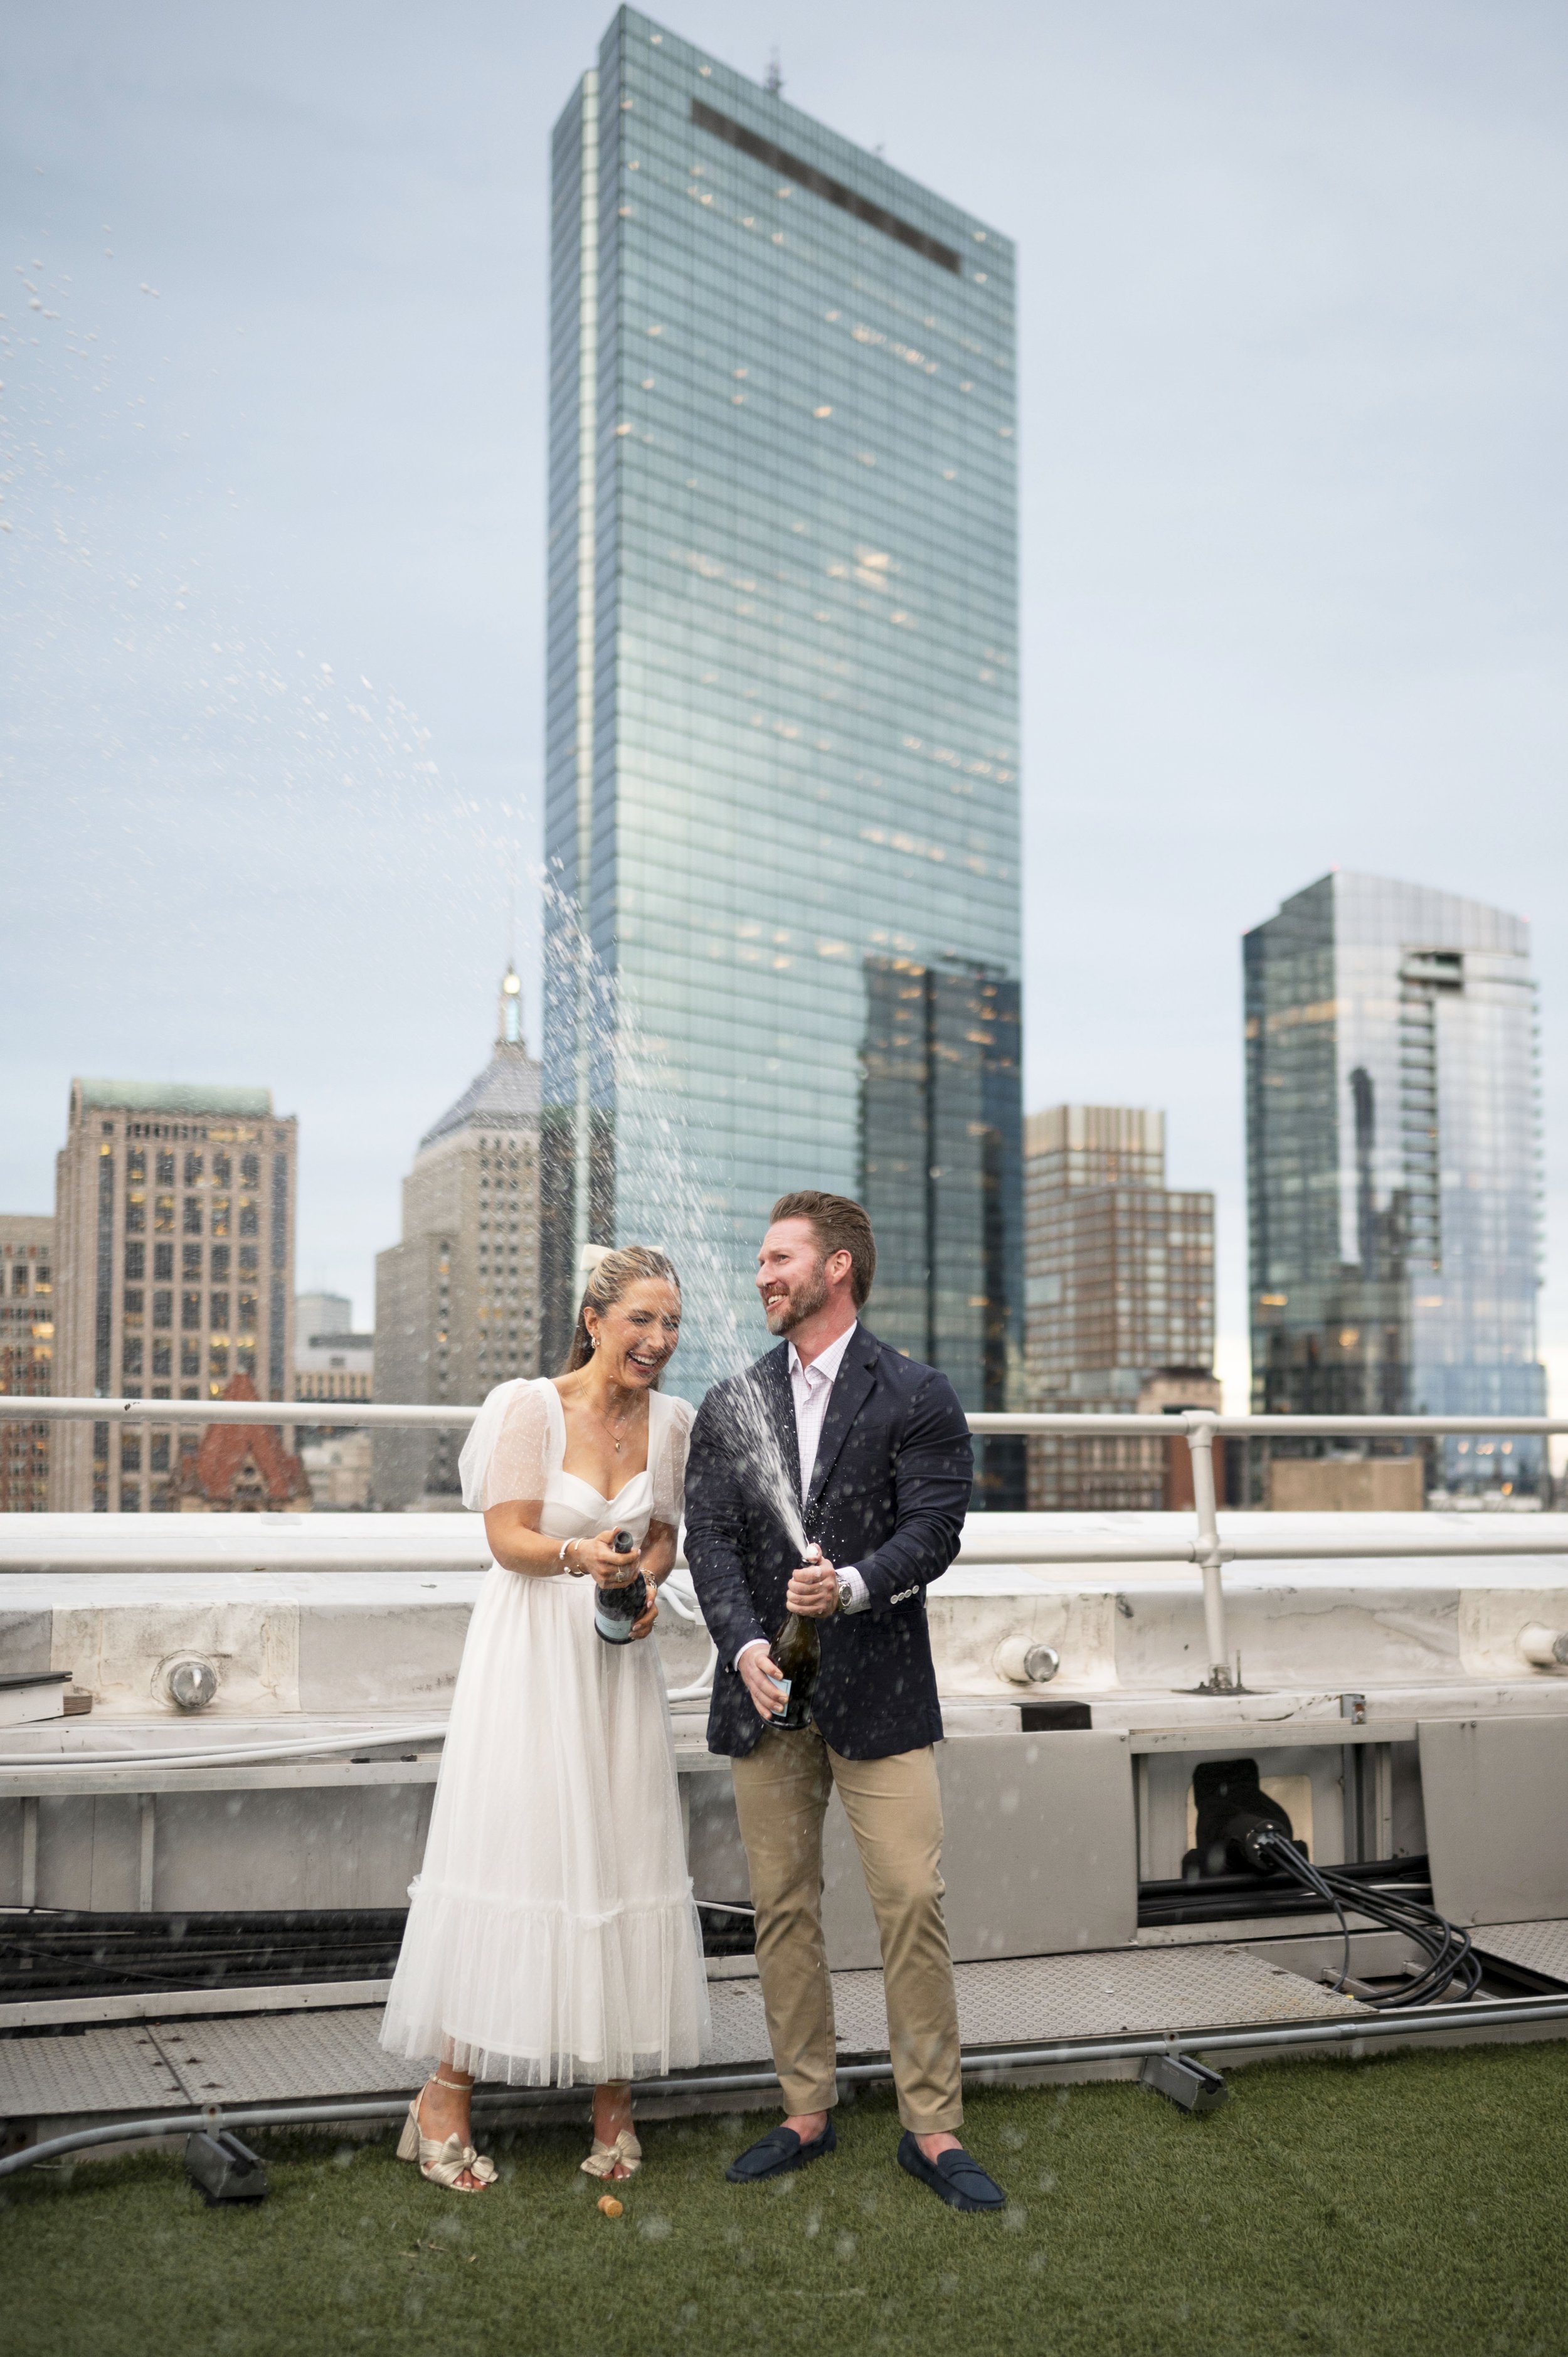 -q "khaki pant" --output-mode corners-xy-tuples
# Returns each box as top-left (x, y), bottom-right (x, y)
(730, 1729), (963, 2135)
